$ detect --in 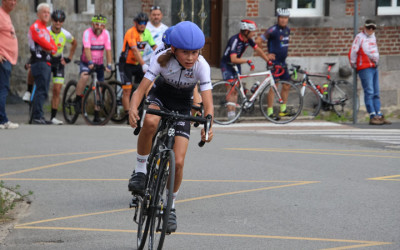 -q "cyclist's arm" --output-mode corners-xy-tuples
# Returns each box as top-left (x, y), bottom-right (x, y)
(200, 89), (214, 142)
(84, 48), (92, 63)
(254, 46), (274, 62)
(129, 77), (153, 126)
(131, 47), (145, 66)
(67, 39), (77, 61)
(106, 49), (112, 65)
(230, 54), (248, 65)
